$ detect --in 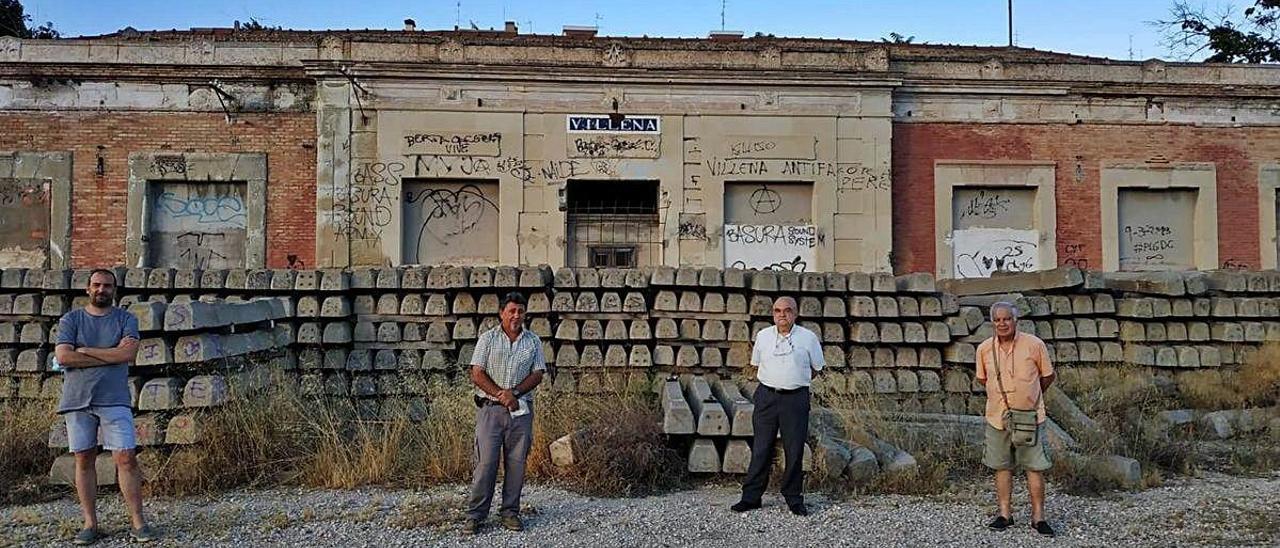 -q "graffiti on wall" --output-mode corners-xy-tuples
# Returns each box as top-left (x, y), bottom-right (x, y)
(402, 181), (499, 265)
(724, 224), (820, 272)
(147, 182), (247, 270)
(952, 228), (1039, 278)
